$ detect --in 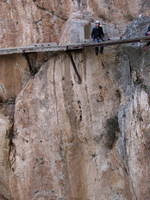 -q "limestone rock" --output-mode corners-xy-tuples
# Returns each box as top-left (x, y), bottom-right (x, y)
(9, 42), (150, 200)
(0, 0), (71, 47)
(0, 114), (12, 200)
(0, 55), (30, 101)
(0, 1), (149, 200)
(0, 0), (149, 47)
(9, 47), (130, 200)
